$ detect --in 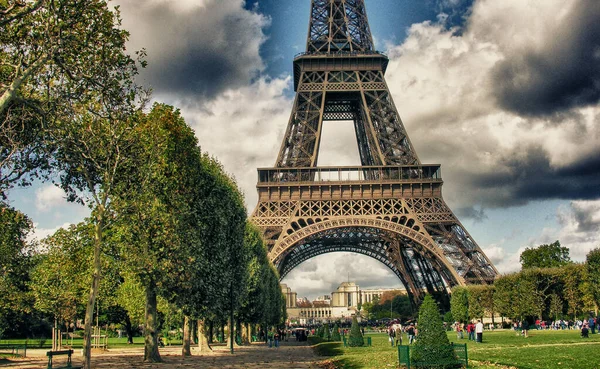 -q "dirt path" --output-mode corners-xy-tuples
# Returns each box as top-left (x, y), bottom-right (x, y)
(1, 341), (320, 369)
